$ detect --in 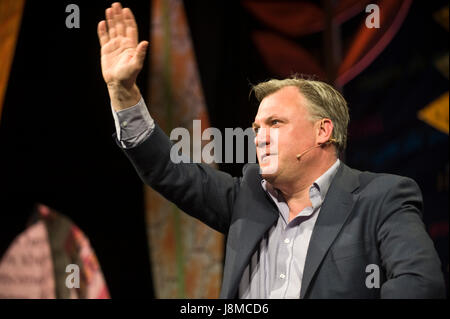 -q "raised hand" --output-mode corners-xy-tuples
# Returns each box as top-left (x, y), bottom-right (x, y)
(97, 2), (148, 110)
